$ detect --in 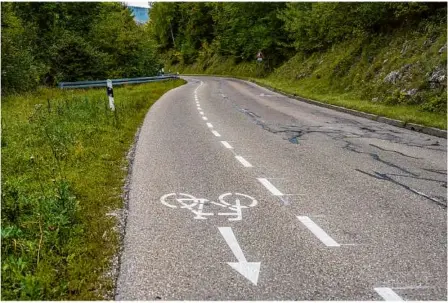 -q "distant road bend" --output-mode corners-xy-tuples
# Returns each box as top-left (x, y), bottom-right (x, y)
(116, 76), (447, 300)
